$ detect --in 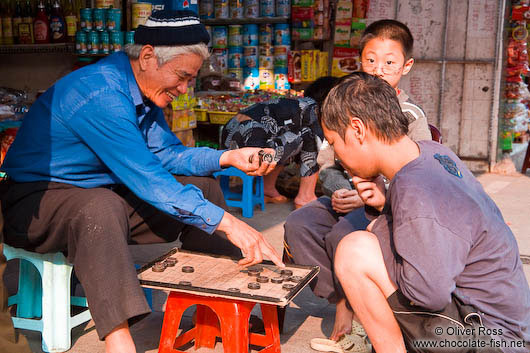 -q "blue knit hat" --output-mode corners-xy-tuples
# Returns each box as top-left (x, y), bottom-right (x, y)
(134, 10), (210, 46)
